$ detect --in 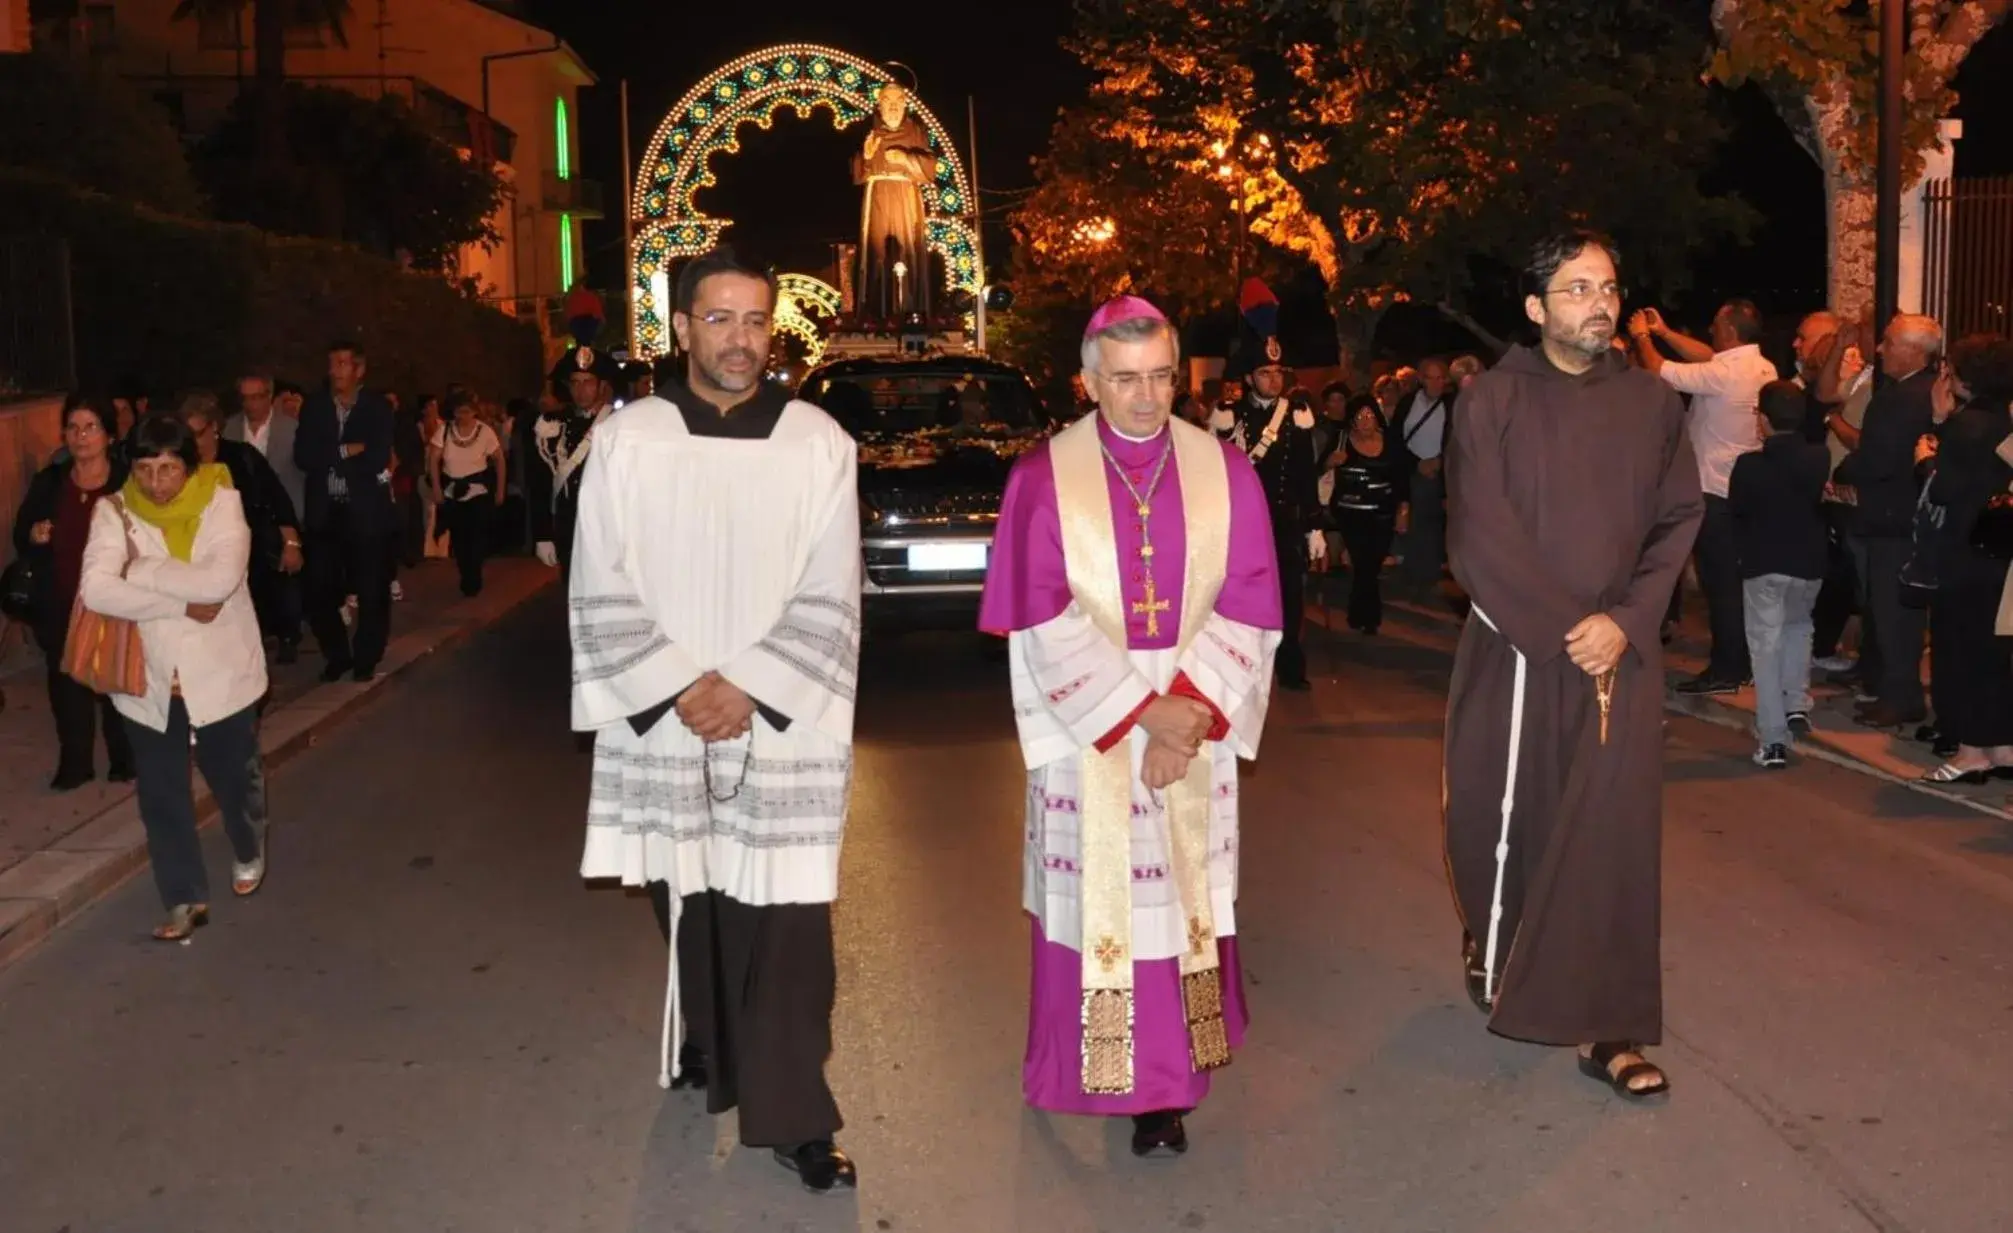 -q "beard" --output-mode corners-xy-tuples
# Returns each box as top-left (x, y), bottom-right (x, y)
(697, 345), (762, 394)
(1554, 313), (1615, 359)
